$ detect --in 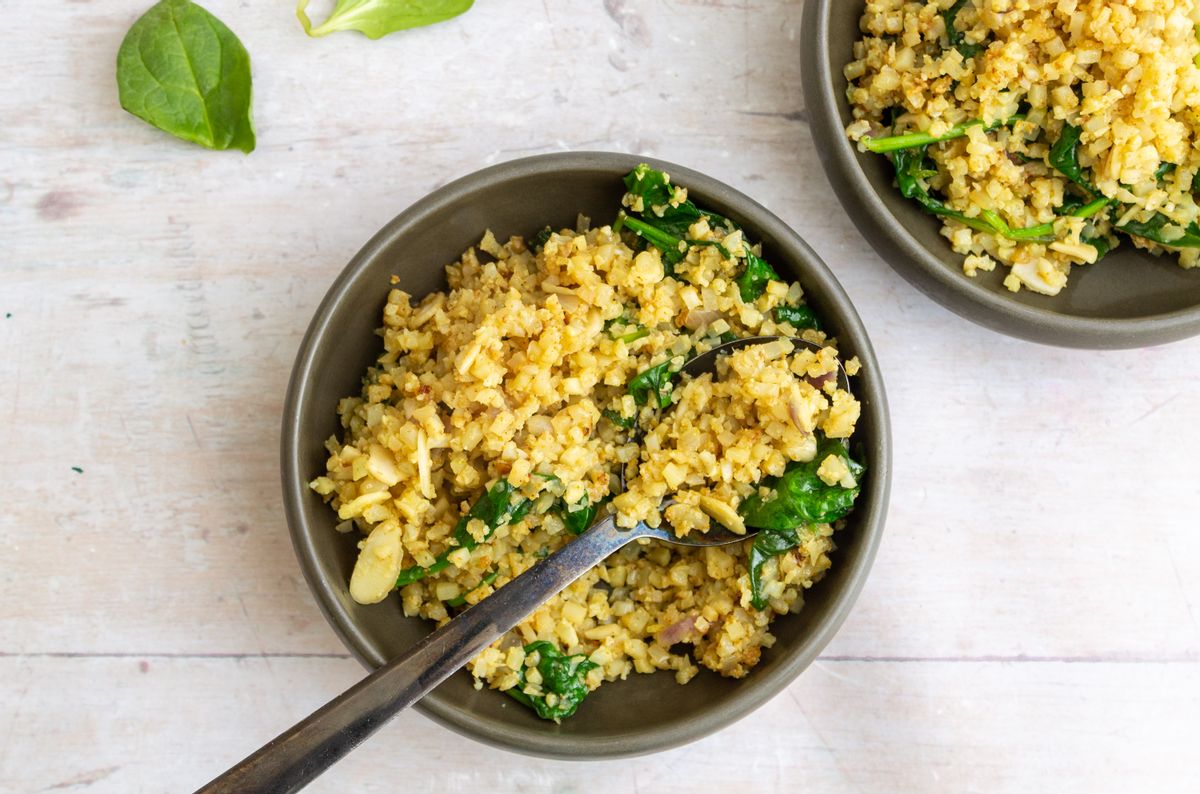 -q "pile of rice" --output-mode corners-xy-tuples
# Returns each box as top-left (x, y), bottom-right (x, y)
(309, 218), (861, 702)
(845, 0), (1200, 295)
